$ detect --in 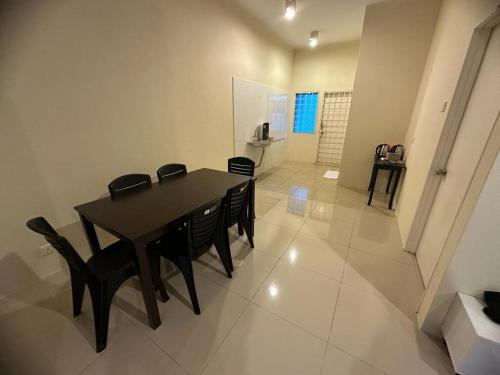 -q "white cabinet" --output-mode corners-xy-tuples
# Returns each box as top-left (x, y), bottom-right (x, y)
(442, 293), (500, 374)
